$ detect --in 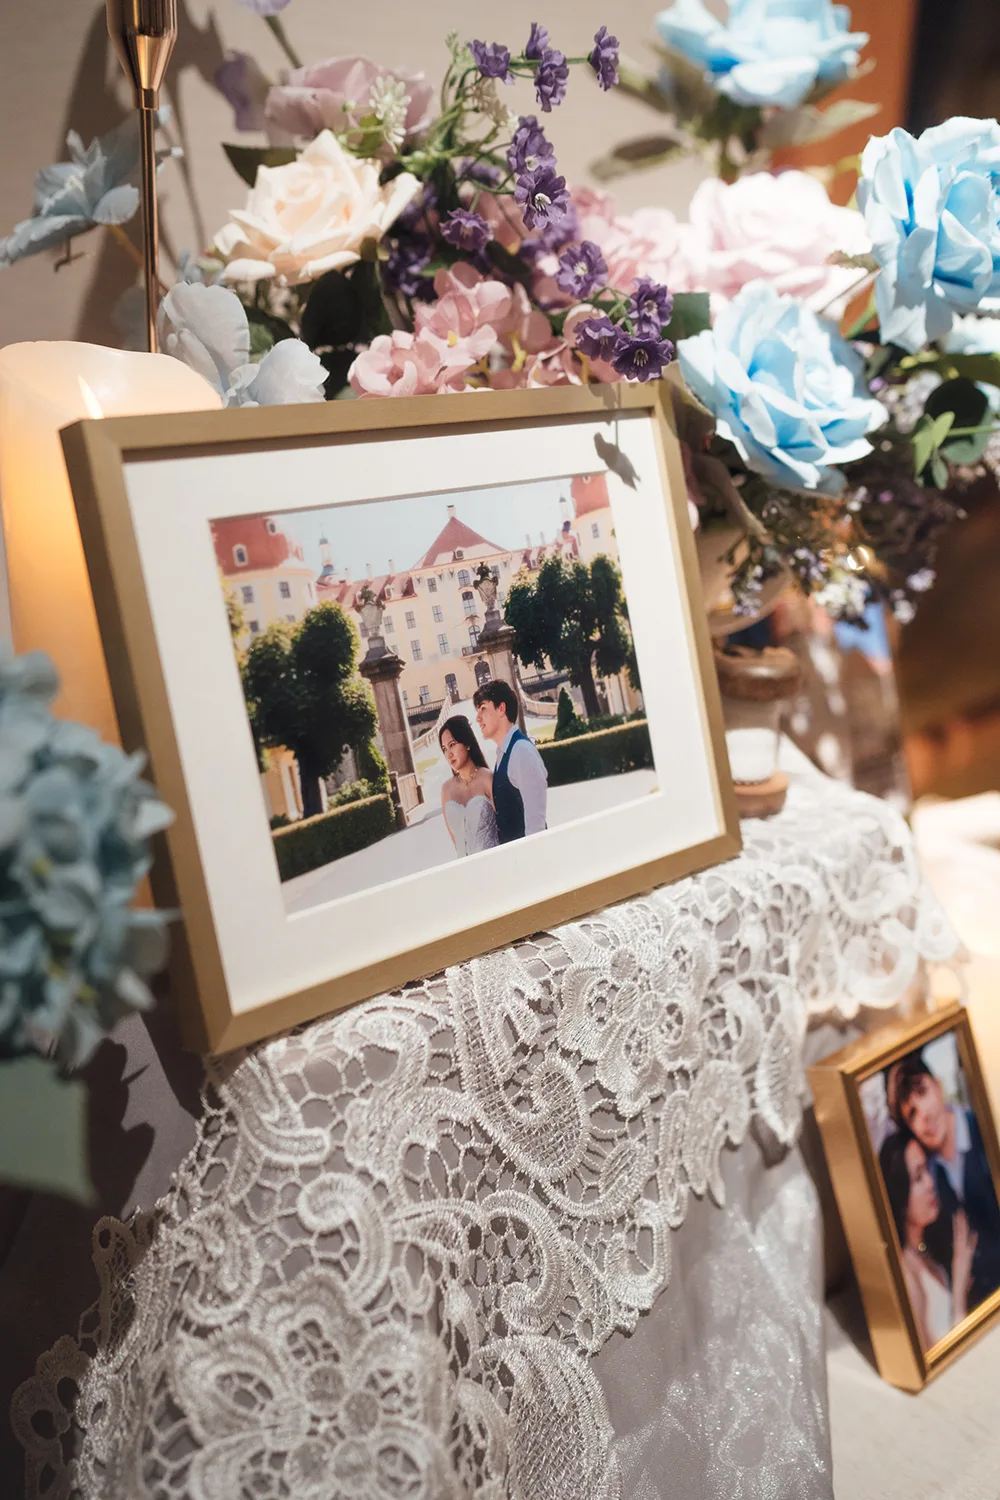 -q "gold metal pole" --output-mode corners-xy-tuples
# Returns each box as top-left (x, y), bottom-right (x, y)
(106, 0), (179, 353)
